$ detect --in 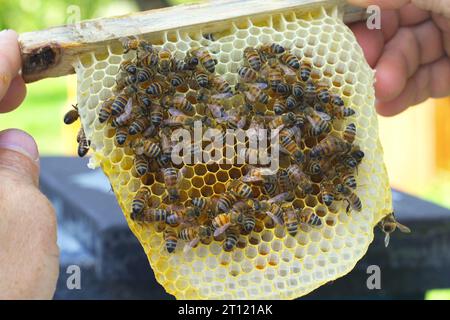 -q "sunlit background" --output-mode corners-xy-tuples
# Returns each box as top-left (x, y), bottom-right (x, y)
(0, 0), (449, 299)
